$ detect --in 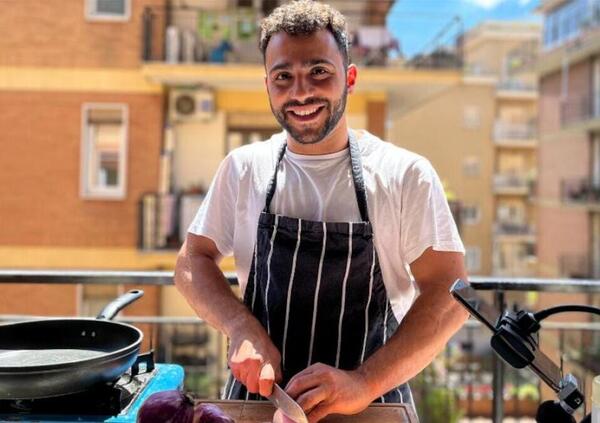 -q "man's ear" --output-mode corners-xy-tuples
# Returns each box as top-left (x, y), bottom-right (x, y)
(346, 64), (357, 94)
